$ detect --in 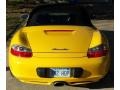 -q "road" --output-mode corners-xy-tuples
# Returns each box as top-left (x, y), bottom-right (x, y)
(6, 20), (114, 90)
